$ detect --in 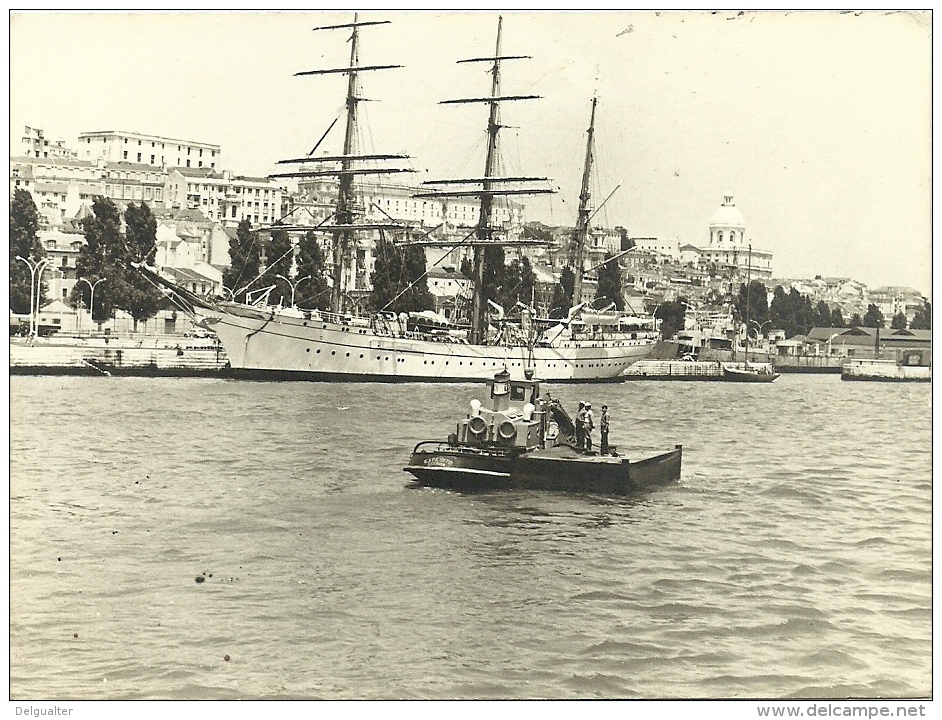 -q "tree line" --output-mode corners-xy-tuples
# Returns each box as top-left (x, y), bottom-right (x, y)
(10, 190), (165, 329)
